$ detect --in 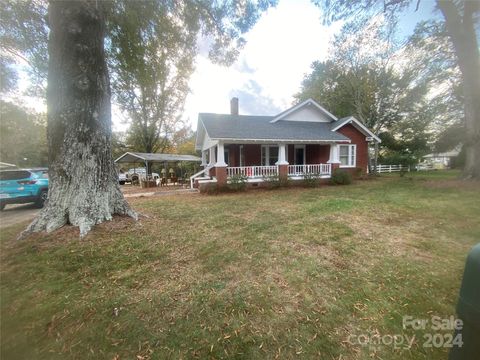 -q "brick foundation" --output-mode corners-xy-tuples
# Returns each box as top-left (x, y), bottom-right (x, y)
(215, 166), (227, 186)
(278, 164), (288, 181)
